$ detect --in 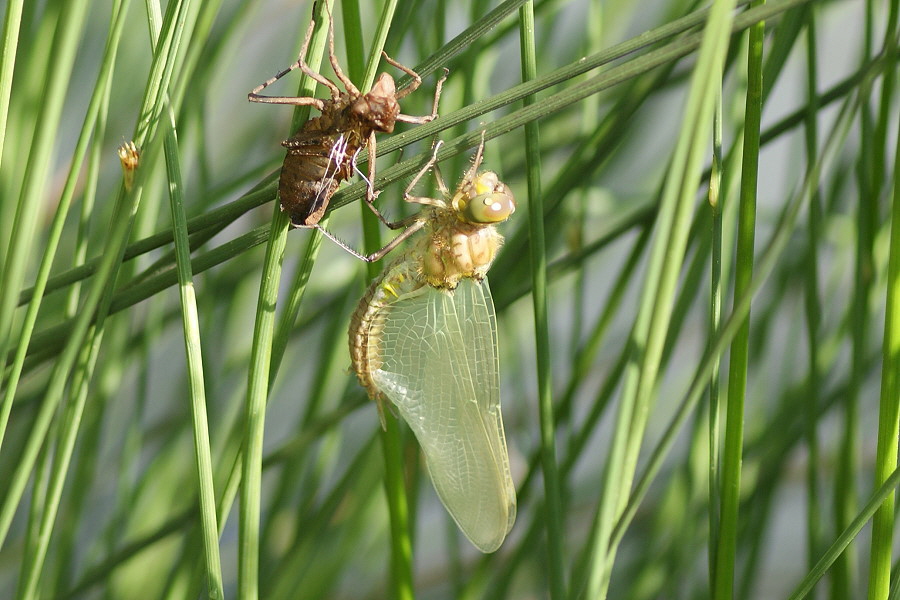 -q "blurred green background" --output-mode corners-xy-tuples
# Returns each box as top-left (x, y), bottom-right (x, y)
(0, 0), (895, 598)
